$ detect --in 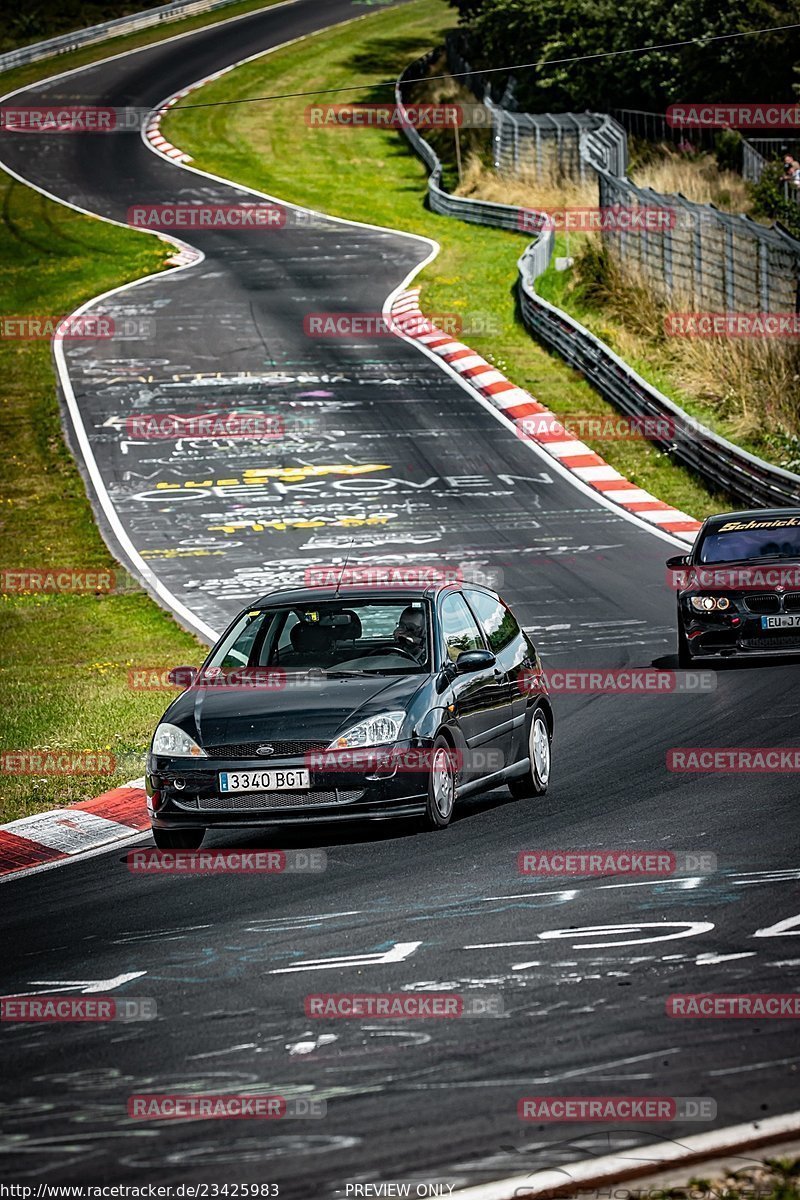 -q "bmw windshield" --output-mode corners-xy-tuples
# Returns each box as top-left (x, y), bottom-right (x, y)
(698, 519), (800, 564)
(204, 599), (432, 676)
